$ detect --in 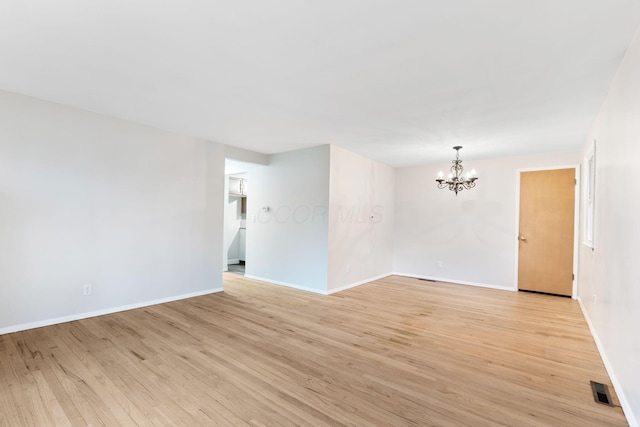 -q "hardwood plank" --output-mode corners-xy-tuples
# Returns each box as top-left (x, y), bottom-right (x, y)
(0, 274), (628, 426)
